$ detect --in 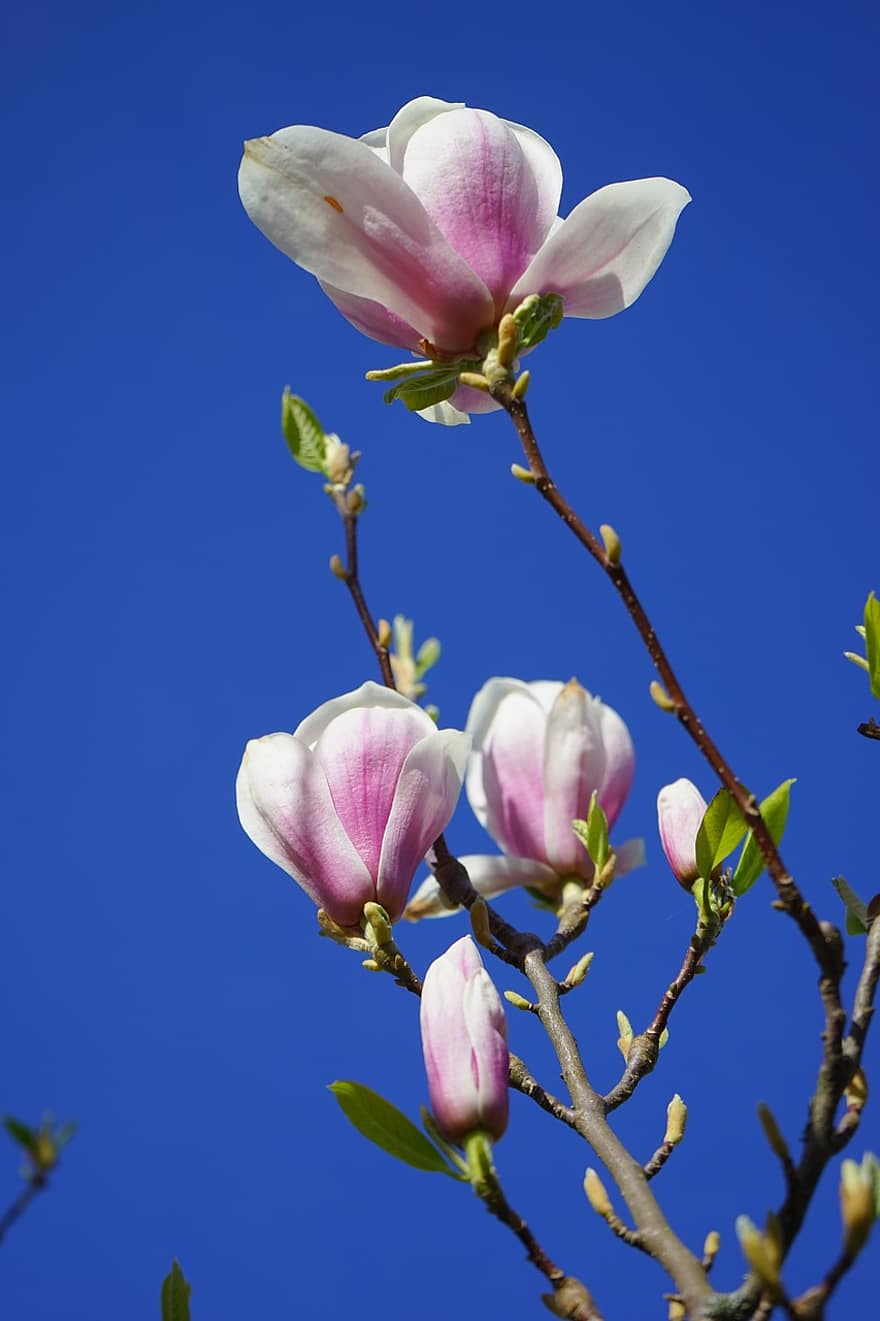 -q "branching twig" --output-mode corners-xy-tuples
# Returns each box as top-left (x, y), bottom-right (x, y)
(492, 382), (840, 986)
